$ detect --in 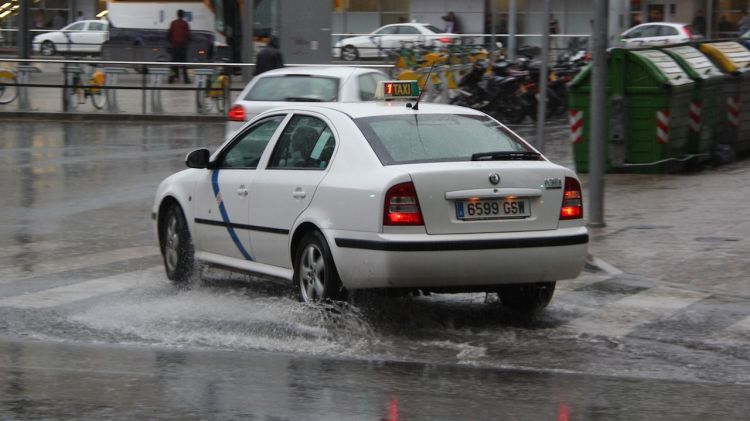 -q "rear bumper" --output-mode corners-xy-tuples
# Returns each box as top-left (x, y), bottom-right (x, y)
(326, 226), (588, 290)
